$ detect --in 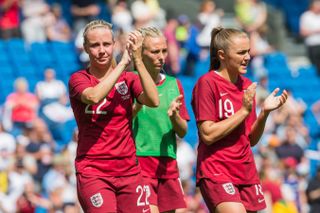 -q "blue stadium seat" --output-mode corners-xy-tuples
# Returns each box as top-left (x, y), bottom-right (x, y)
(15, 63), (37, 78)
(6, 38), (26, 50)
(0, 52), (10, 63)
(30, 42), (55, 66)
(50, 41), (75, 54)
(2, 65), (15, 79)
